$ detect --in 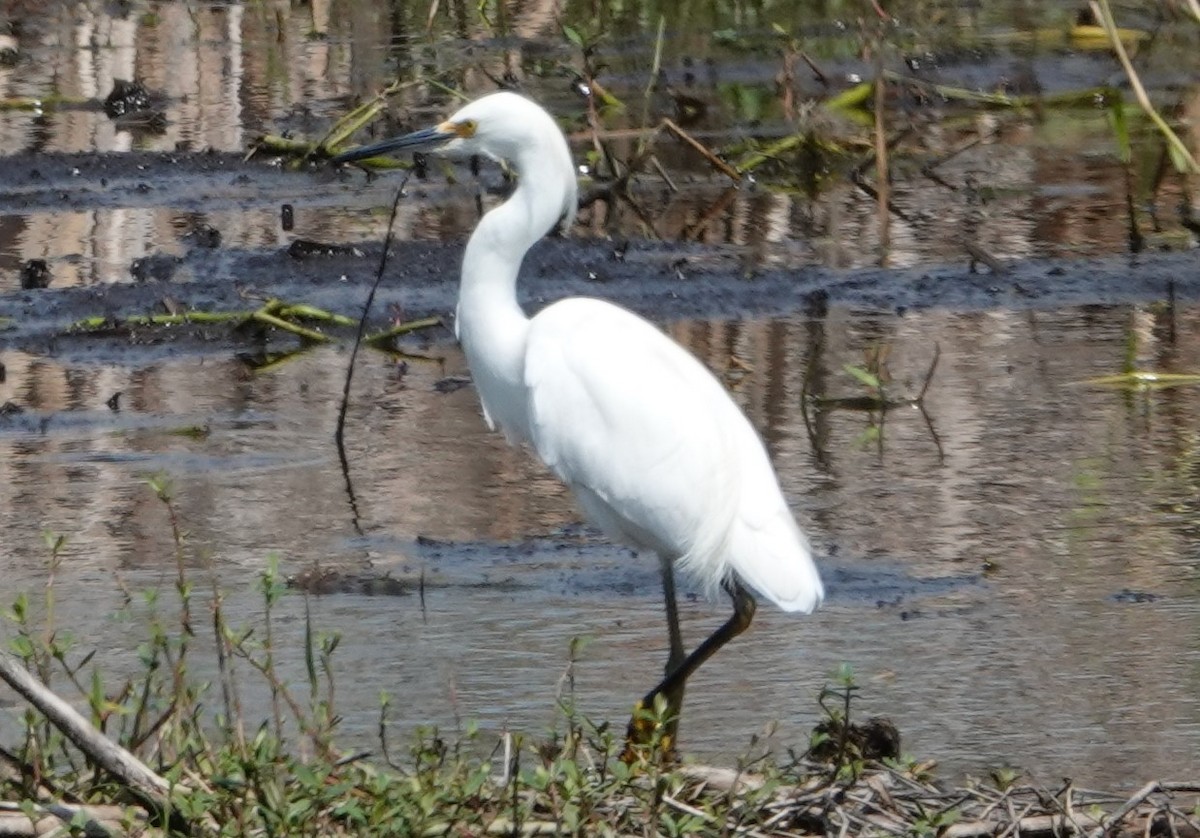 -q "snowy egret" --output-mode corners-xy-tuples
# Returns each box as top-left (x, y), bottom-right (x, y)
(334, 91), (823, 752)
